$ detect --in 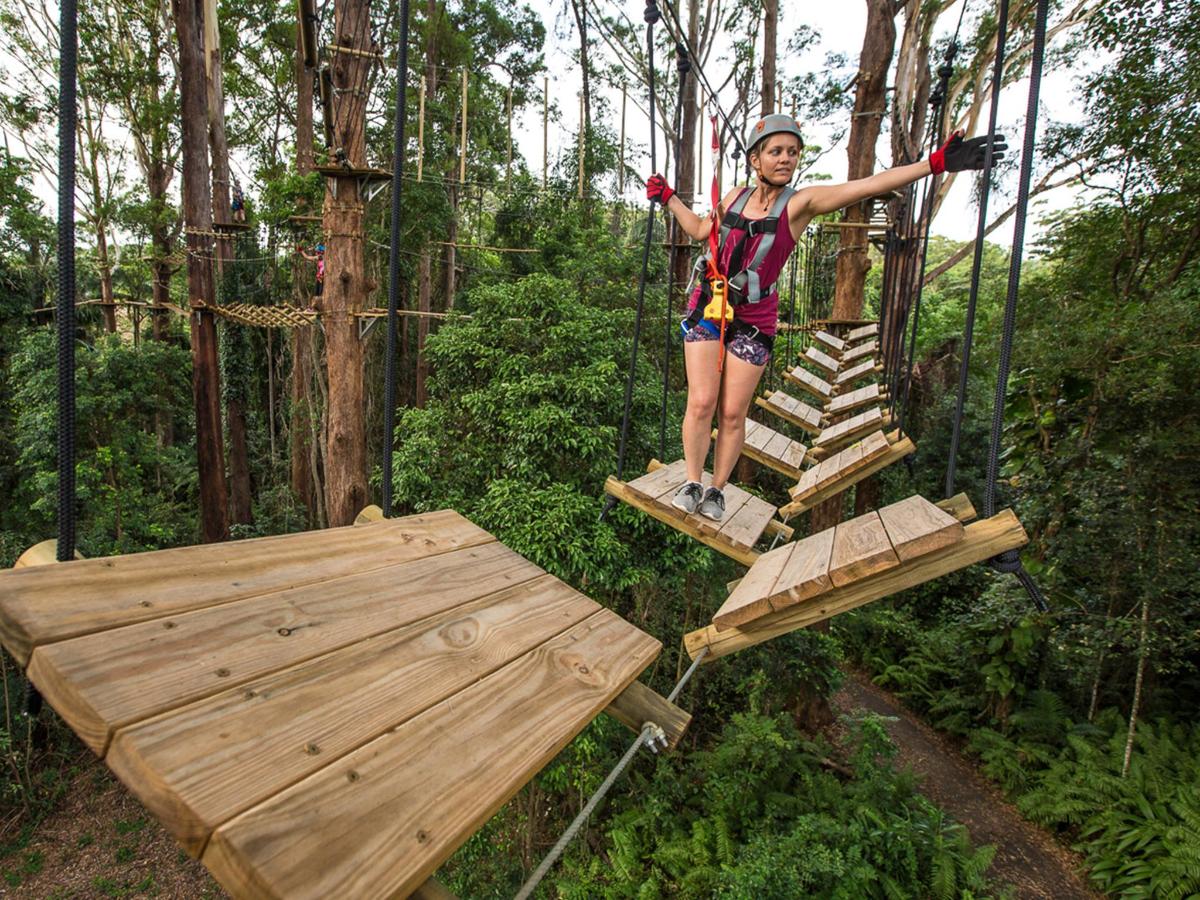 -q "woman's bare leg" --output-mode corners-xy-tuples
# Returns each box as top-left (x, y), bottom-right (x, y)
(681, 339), (722, 483)
(712, 353), (768, 488)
